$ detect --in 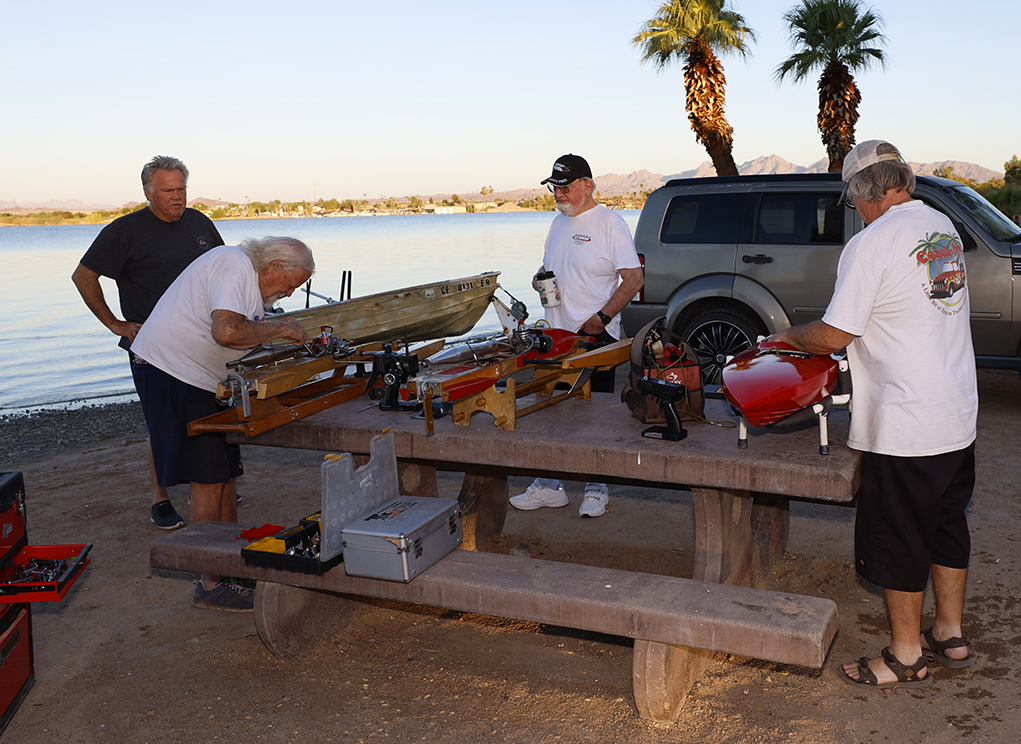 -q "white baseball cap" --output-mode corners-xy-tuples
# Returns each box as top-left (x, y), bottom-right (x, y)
(842, 139), (906, 182)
